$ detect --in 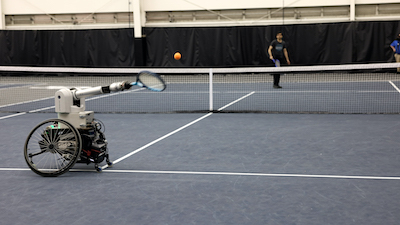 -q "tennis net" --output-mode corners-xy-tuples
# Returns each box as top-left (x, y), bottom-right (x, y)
(1, 63), (400, 114)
